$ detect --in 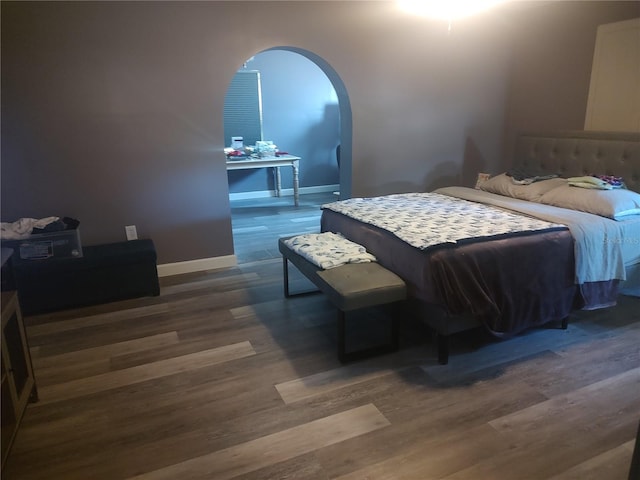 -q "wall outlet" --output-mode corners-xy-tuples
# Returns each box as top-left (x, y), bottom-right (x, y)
(125, 225), (138, 241)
